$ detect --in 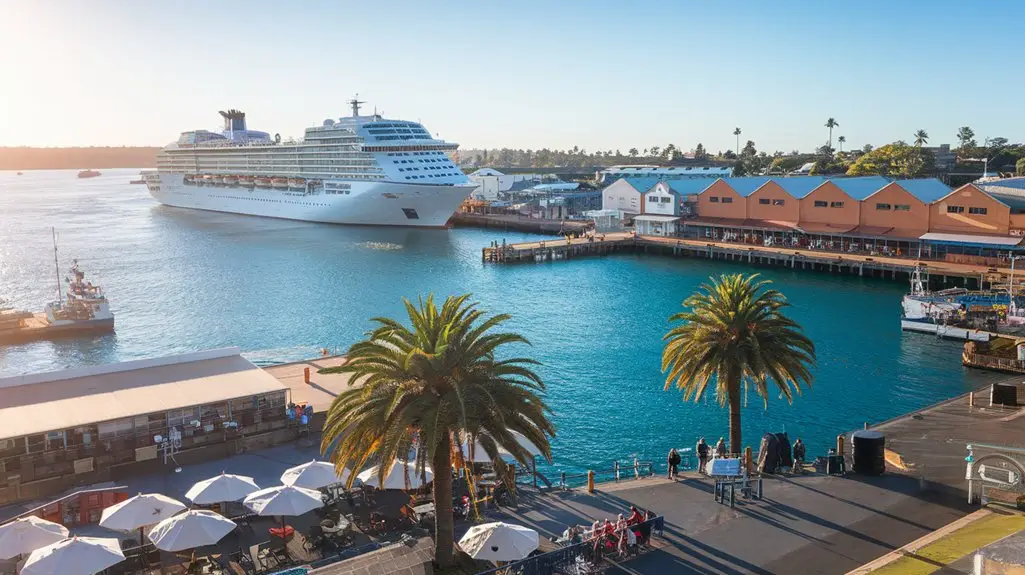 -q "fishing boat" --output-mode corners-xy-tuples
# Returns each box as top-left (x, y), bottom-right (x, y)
(901, 266), (1025, 341)
(77, 169), (101, 178)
